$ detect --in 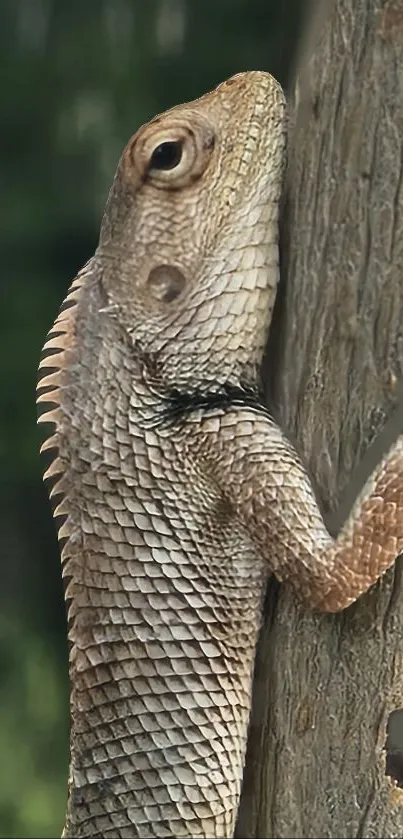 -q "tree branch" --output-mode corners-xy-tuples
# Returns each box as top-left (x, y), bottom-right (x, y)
(236, 0), (403, 835)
